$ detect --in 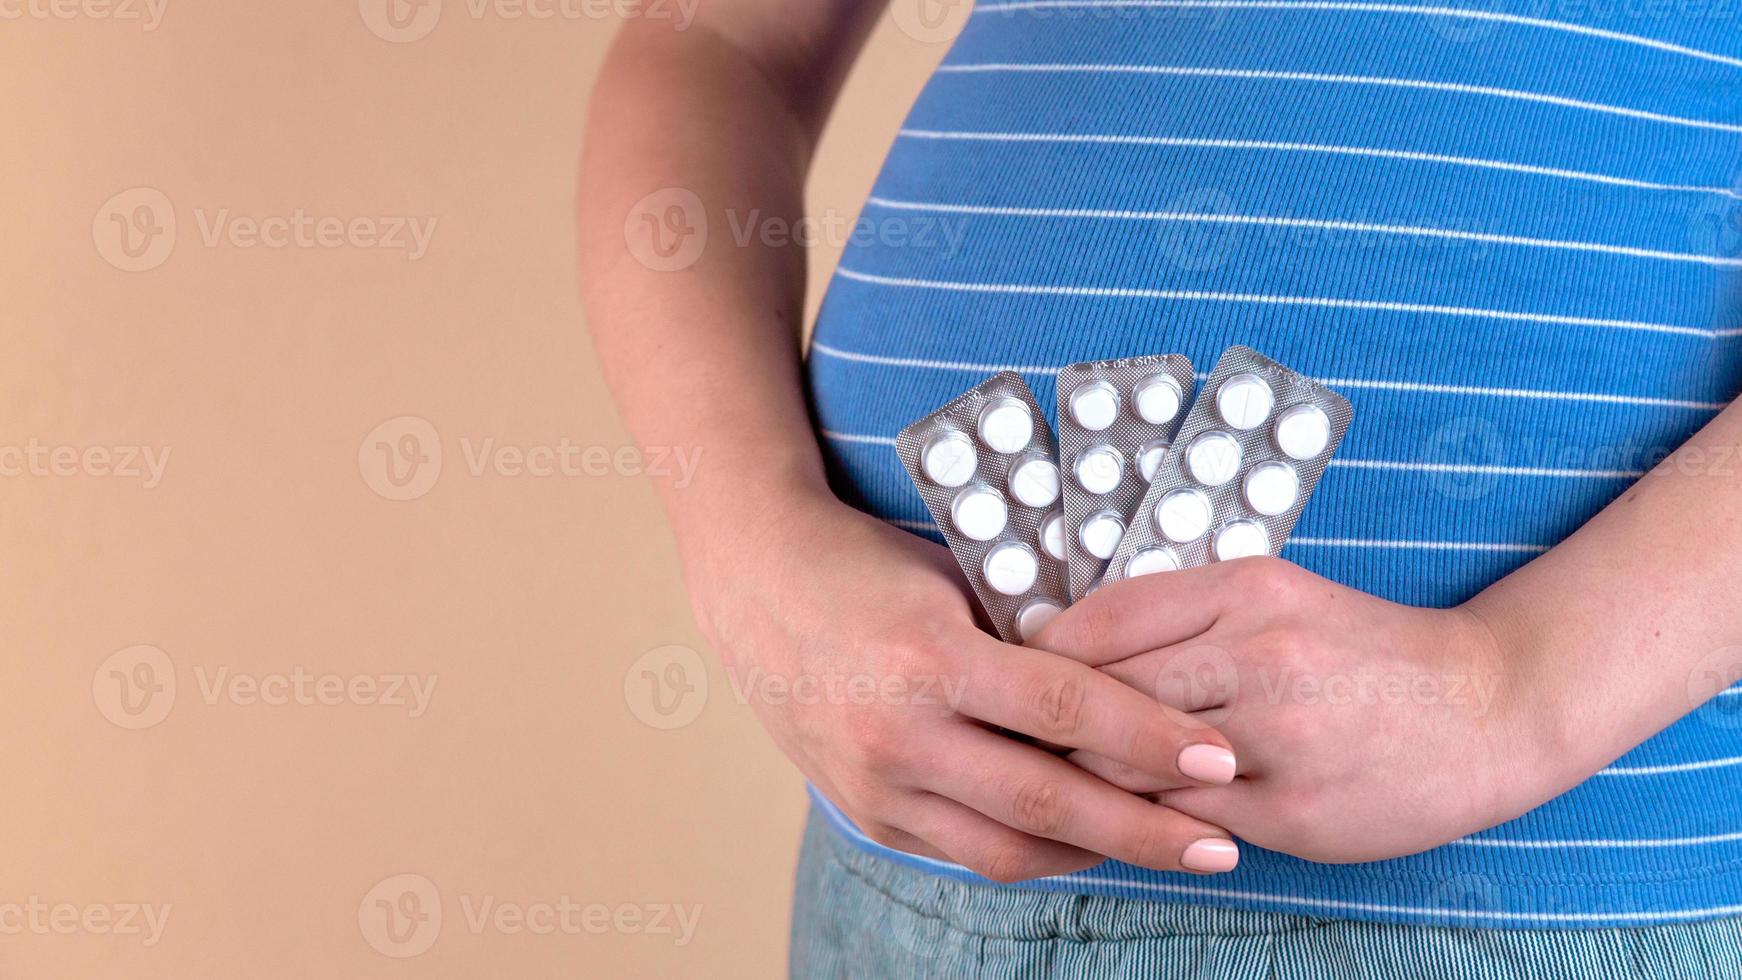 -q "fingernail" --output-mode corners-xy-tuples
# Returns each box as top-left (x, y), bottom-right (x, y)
(1177, 744), (1237, 785)
(1181, 838), (1240, 873)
